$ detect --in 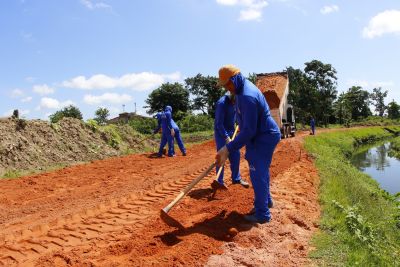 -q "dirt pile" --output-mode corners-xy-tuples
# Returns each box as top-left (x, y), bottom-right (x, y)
(0, 117), (151, 175)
